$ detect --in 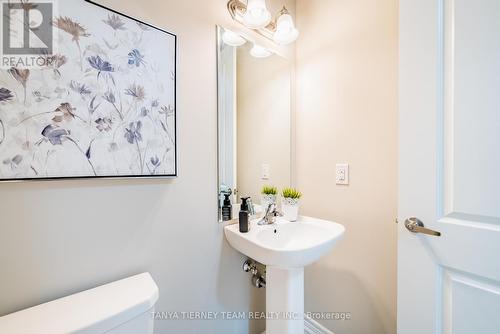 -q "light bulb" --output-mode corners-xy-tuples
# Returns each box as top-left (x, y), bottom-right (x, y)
(243, 0), (272, 29)
(222, 29), (246, 47)
(250, 44), (273, 58)
(273, 11), (299, 45)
